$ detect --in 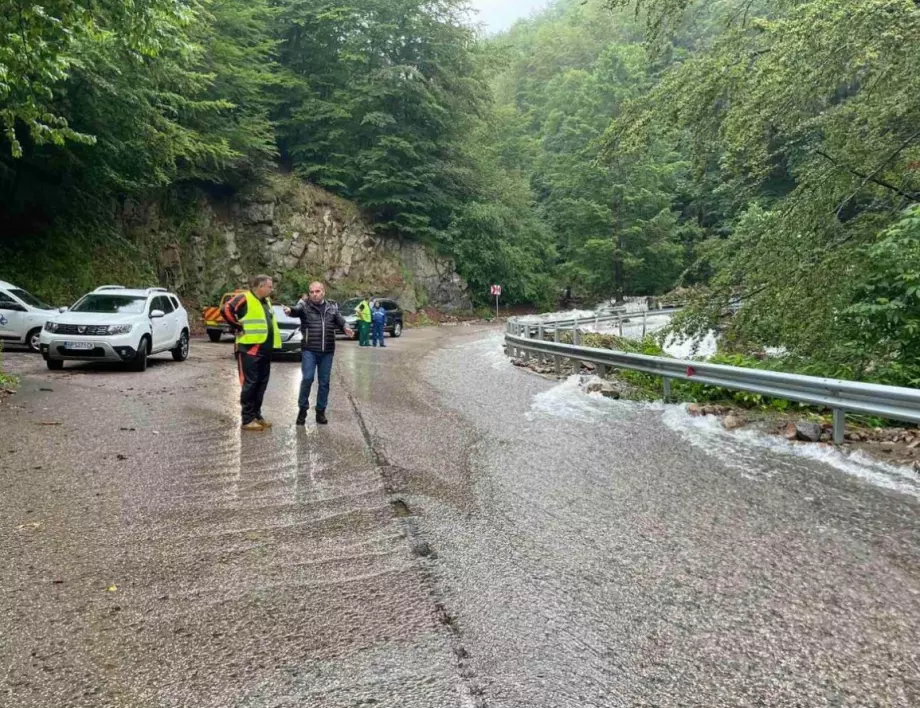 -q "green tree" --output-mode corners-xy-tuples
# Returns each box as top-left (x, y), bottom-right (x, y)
(607, 0), (920, 372)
